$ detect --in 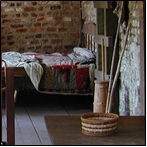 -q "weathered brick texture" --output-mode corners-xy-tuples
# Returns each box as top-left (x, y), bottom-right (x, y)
(1, 1), (81, 53)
